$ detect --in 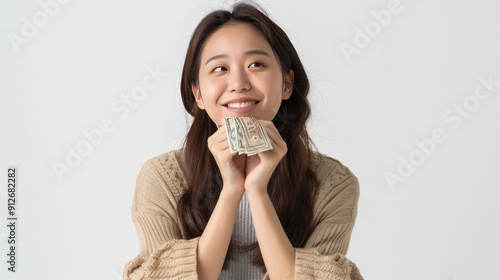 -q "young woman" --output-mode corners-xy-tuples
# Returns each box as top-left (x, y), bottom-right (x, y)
(123, 2), (364, 280)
